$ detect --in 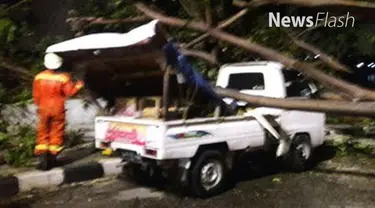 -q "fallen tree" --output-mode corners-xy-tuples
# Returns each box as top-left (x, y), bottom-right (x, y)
(59, 1), (375, 117)
(134, 2), (375, 102)
(130, 2), (375, 116)
(67, 5), (353, 77)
